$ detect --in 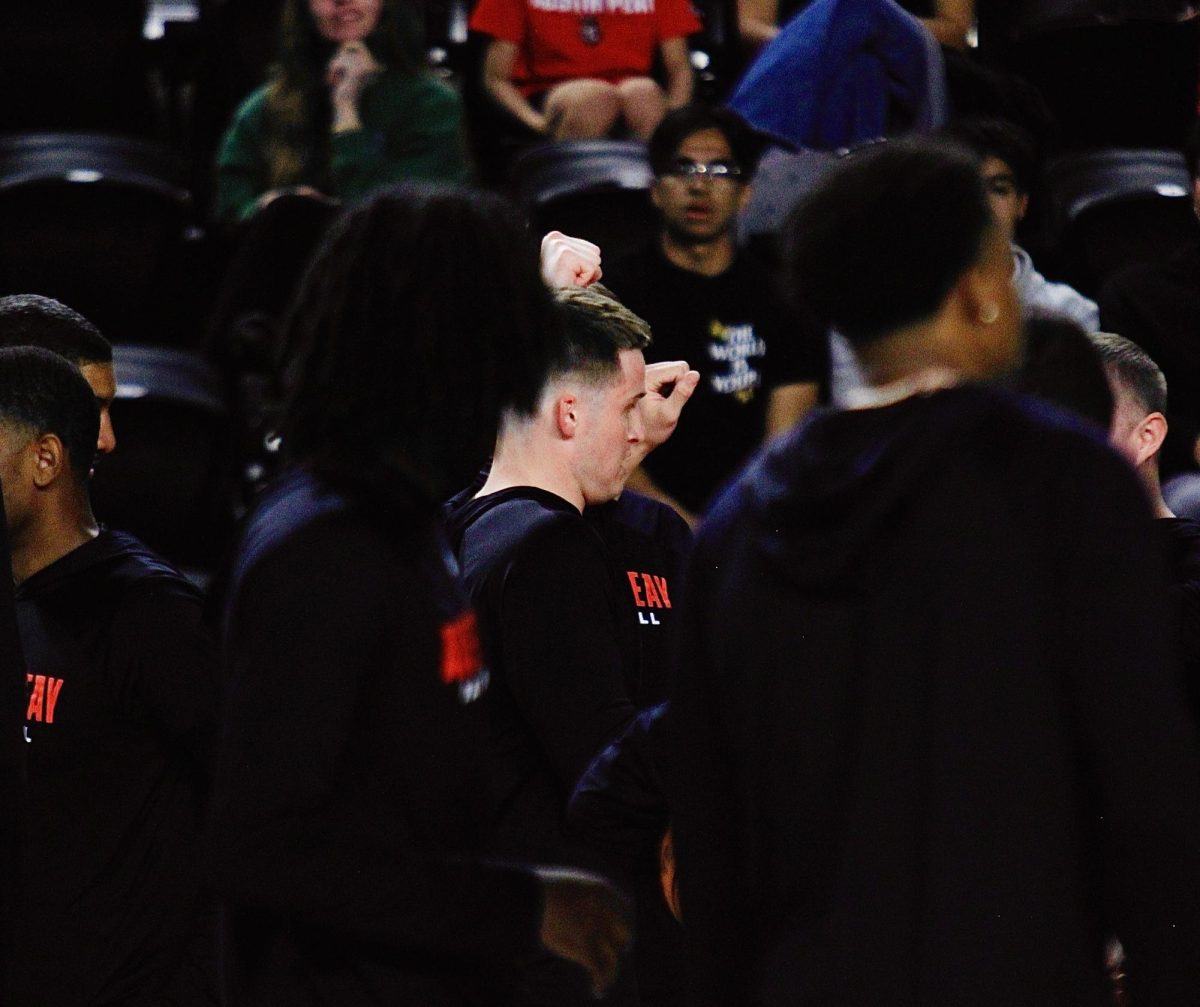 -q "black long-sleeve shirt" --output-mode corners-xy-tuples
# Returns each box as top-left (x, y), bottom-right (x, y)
(210, 466), (542, 1006)
(8, 530), (217, 1006)
(446, 486), (640, 866)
